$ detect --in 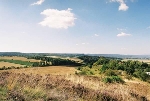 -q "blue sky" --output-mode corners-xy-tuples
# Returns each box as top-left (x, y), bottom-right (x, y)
(0, 0), (150, 55)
